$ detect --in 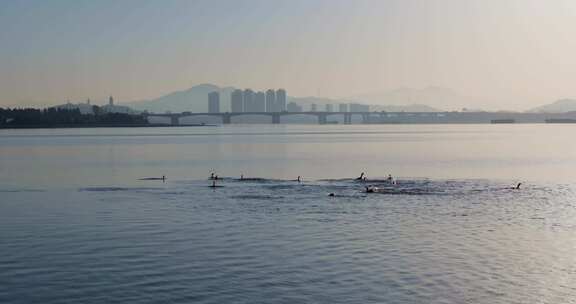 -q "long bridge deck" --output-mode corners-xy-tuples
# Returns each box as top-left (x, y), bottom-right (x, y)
(143, 111), (576, 125)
